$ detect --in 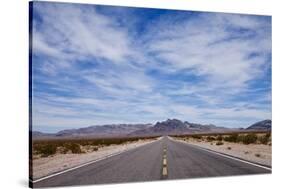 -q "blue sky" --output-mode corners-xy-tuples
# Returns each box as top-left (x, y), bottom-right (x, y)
(31, 2), (272, 133)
